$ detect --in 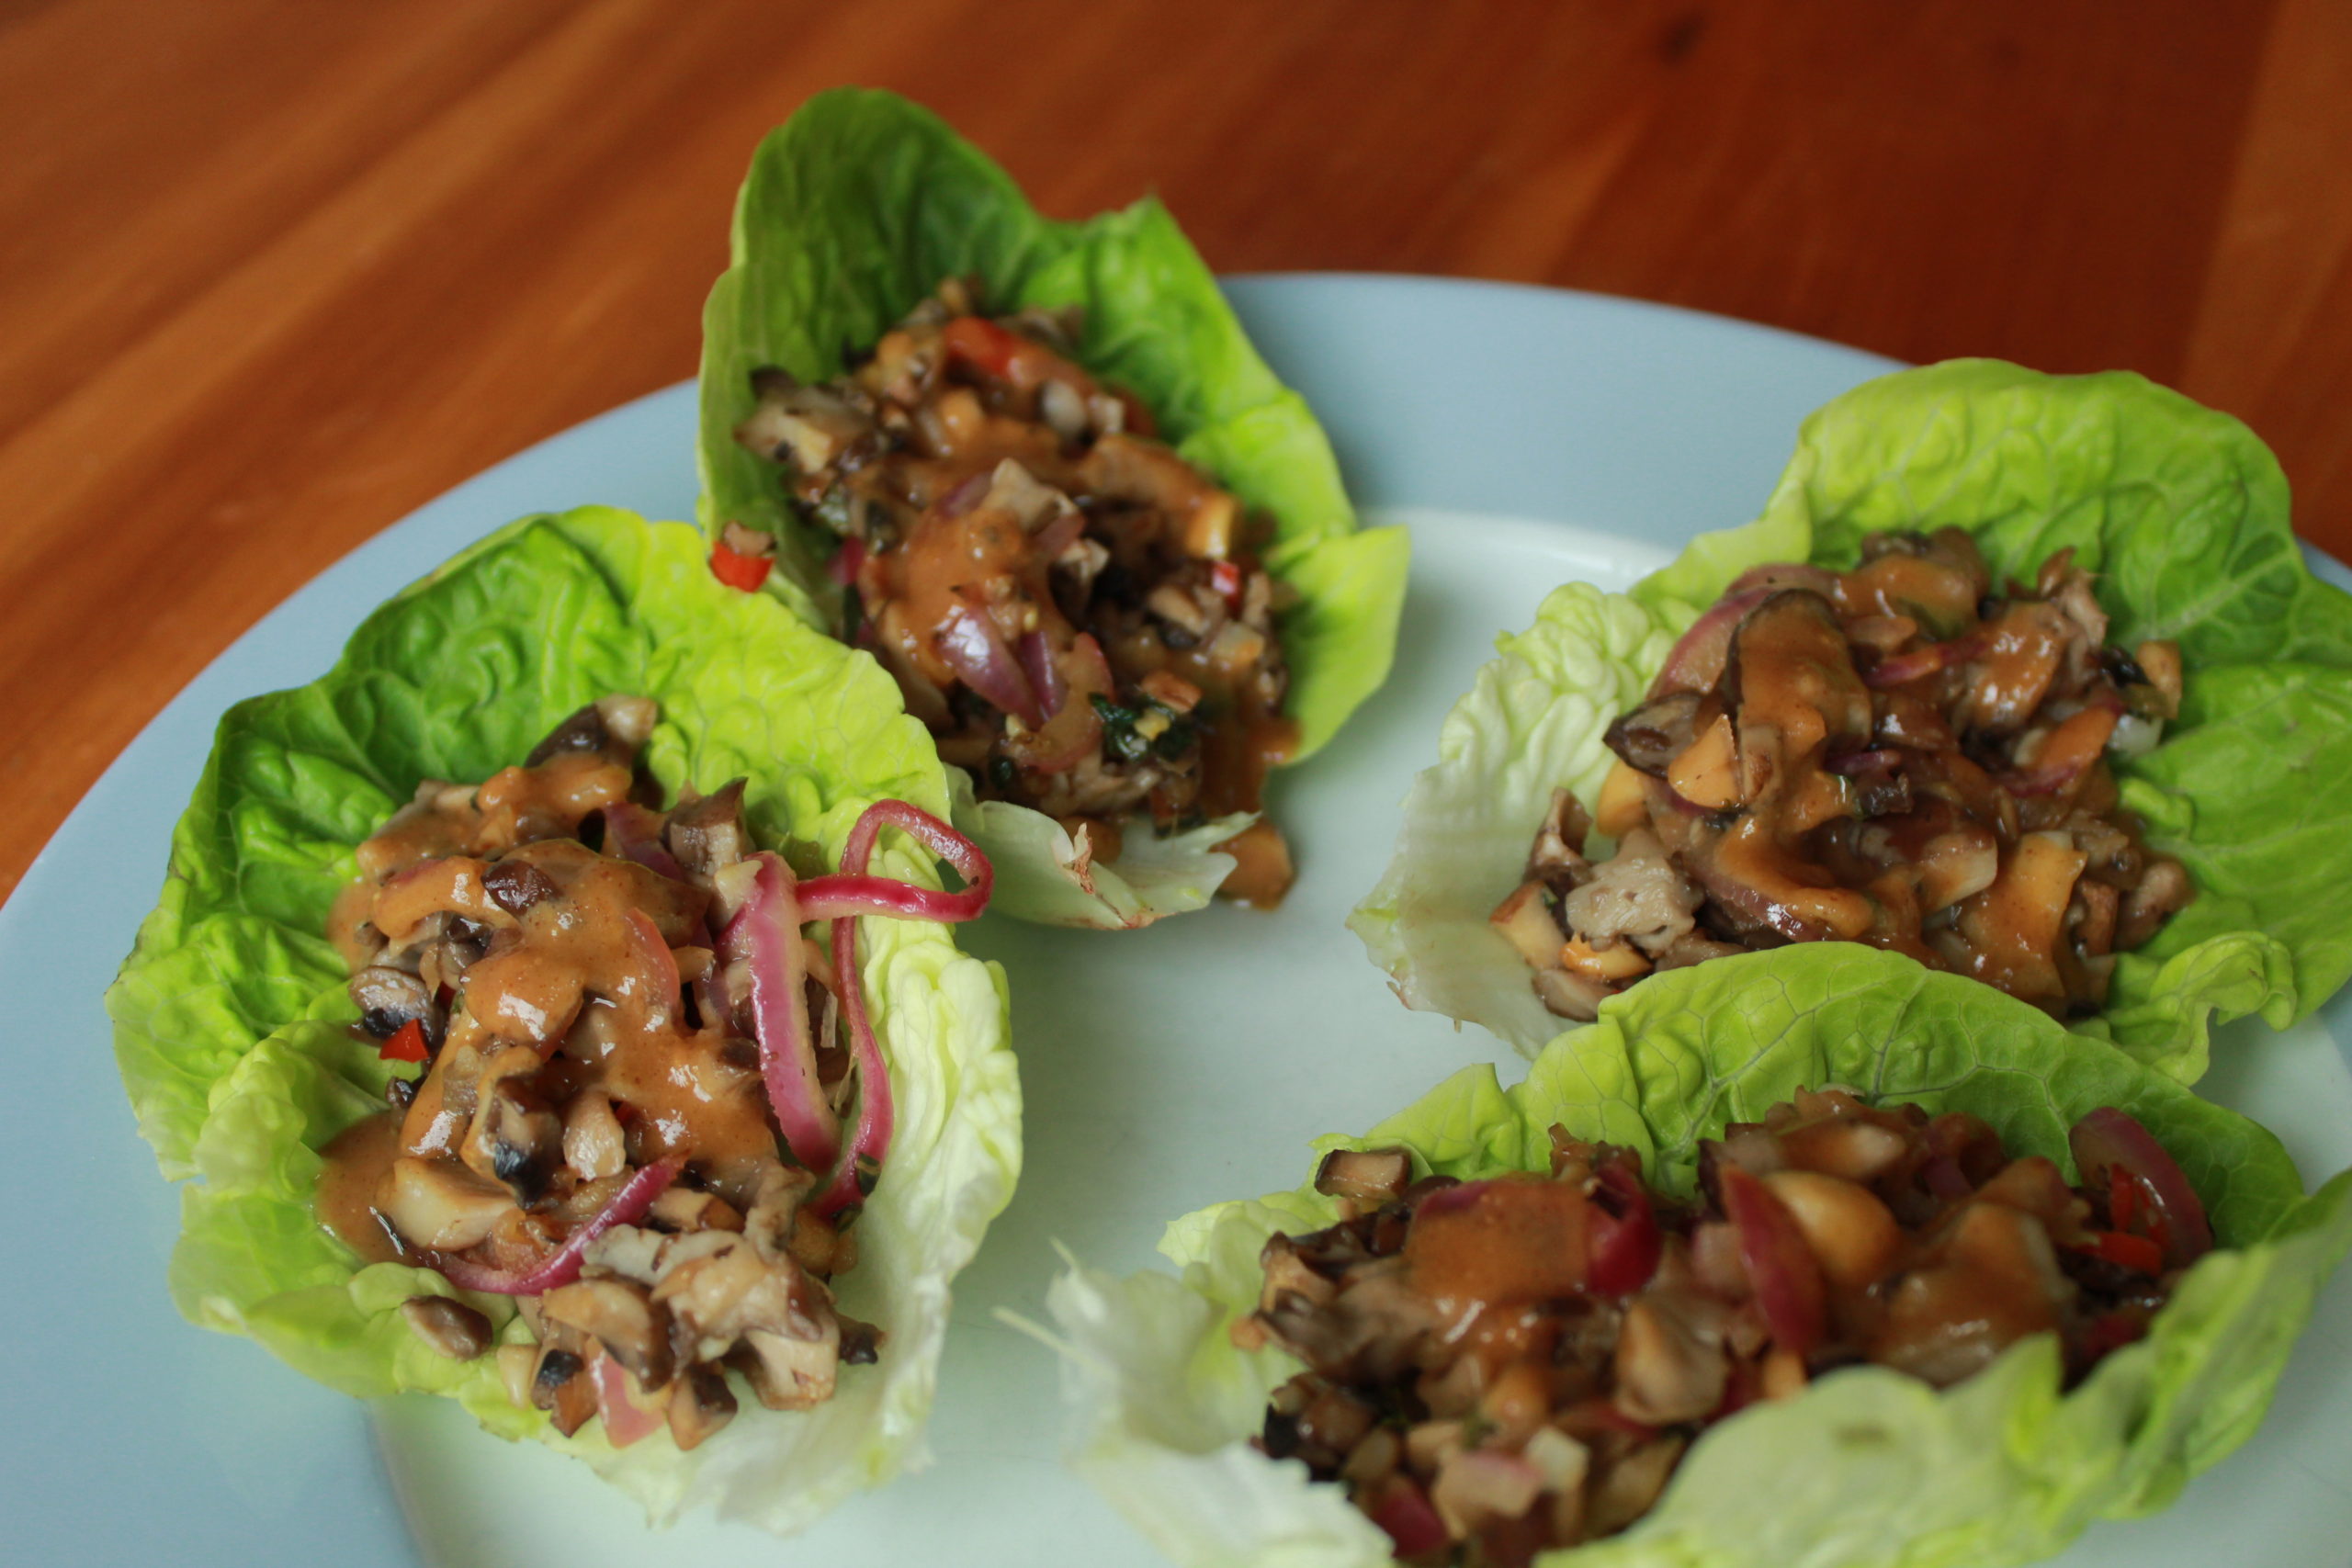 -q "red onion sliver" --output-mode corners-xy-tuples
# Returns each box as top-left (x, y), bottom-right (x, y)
(1031, 511), (1086, 564)
(432, 1156), (684, 1296)
(598, 802), (690, 883)
(937, 470), (990, 517)
(812, 889), (890, 1221)
(718, 852), (842, 1171)
(1017, 628), (1069, 719)
(938, 600), (1046, 728)
(1864, 634), (1987, 689)
(829, 535), (868, 586)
